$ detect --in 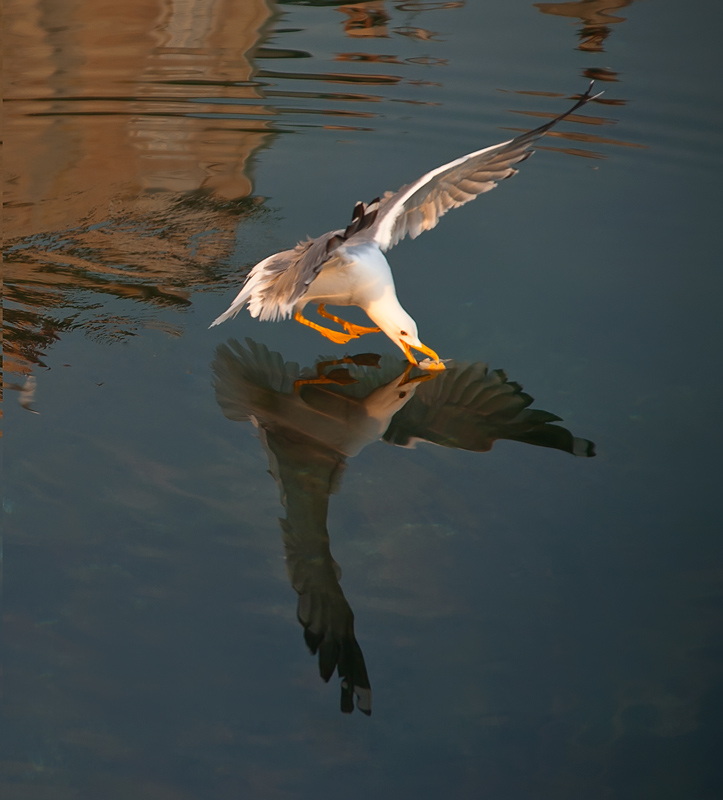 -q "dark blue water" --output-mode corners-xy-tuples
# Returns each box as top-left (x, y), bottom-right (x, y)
(5, 1), (723, 797)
